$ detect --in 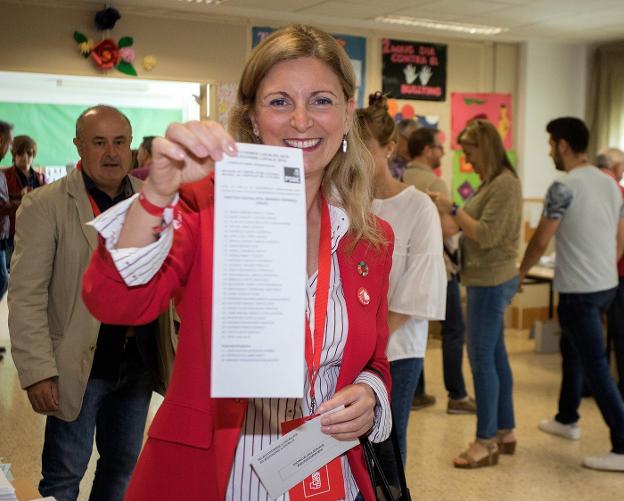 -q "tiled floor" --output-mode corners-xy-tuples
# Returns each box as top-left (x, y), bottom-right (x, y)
(2, 322), (624, 500)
